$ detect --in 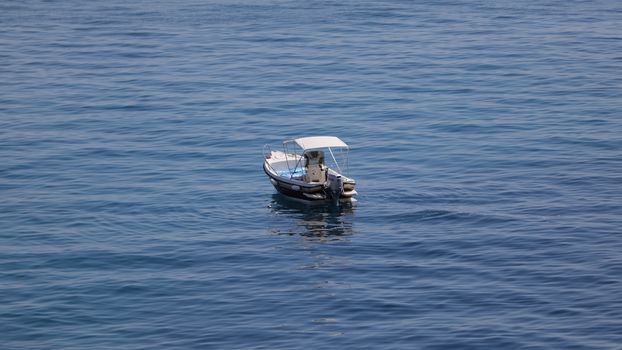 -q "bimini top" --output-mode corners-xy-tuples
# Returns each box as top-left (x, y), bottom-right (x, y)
(289, 136), (349, 151)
